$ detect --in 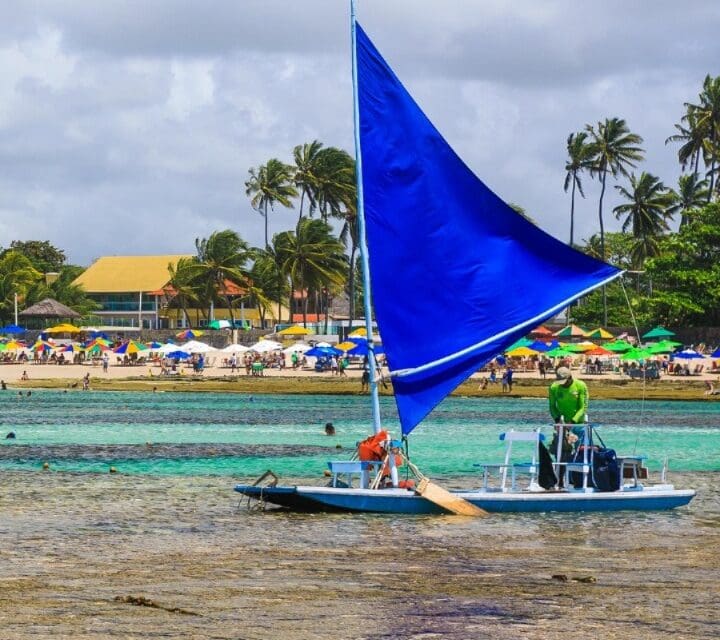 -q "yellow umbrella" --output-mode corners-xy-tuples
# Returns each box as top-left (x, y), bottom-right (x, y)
(506, 346), (540, 357)
(587, 327), (614, 340)
(46, 323), (82, 334)
(336, 341), (359, 352)
(277, 325), (312, 336)
(4, 340), (25, 351)
(348, 327), (367, 338)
